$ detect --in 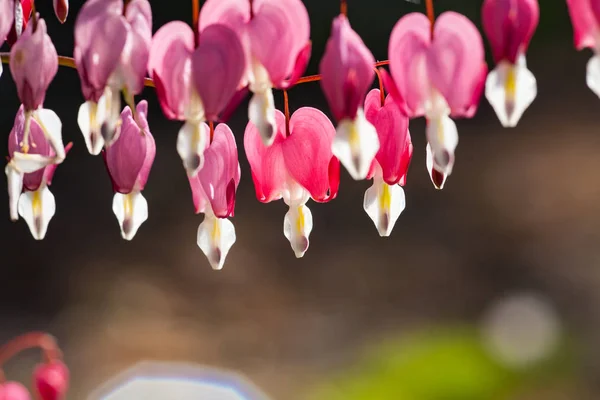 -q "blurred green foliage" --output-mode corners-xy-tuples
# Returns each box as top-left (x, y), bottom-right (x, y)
(306, 327), (573, 400)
